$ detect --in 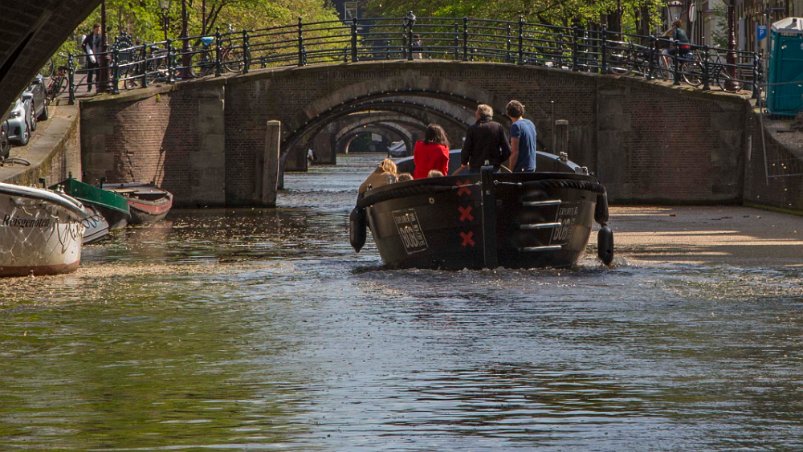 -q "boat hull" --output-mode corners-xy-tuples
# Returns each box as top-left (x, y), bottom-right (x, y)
(54, 178), (131, 230)
(0, 183), (86, 276)
(128, 197), (172, 224)
(361, 172), (603, 269)
(102, 182), (173, 225)
(82, 205), (110, 244)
